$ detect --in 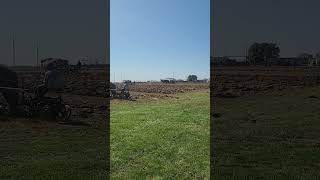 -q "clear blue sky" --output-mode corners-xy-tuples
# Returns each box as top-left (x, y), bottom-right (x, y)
(110, 0), (210, 82)
(0, 0), (106, 66)
(213, 0), (320, 57)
